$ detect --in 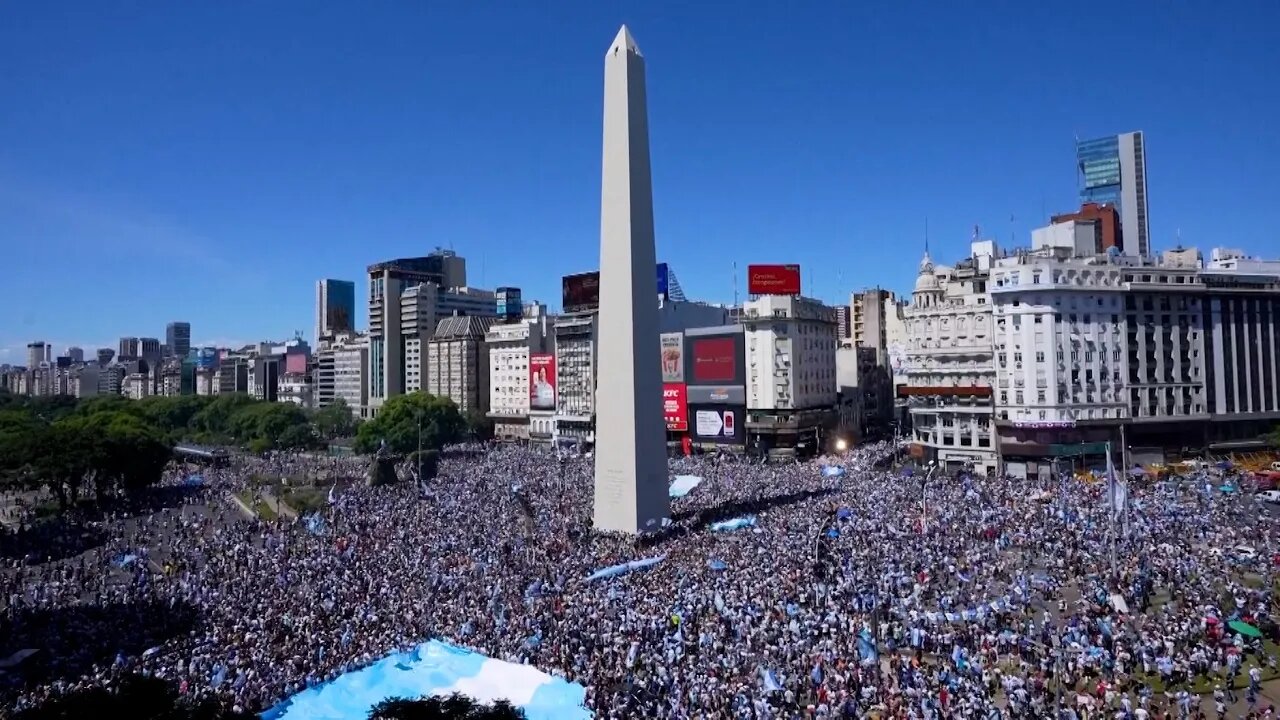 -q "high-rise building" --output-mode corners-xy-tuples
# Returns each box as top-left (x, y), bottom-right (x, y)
(835, 306), (851, 345)
(1076, 131), (1149, 257)
(366, 251), (495, 416)
(27, 341), (46, 369)
(426, 316), (494, 414)
(743, 297), (838, 454)
(96, 348), (115, 366)
(118, 337), (140, 362)
(315, 279), (357, 343)
(66, 346), (85, 363)
(486, 304), (552, 442)
(165, 322), (191, 358)
(592, 25), (669, 534)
